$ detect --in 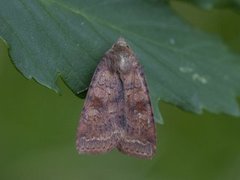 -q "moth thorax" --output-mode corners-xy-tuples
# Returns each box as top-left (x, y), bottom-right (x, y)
(118, 55), (132, 73)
